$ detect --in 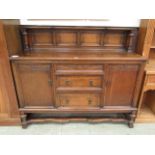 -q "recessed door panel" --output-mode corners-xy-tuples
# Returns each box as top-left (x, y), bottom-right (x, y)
(105, 65), (139, 106)
(13, 63), (53, 108)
